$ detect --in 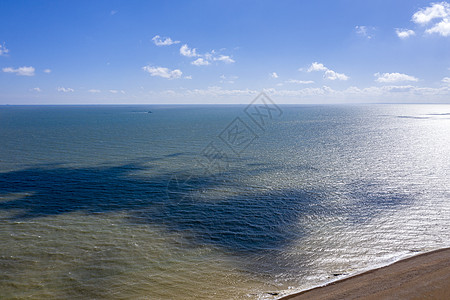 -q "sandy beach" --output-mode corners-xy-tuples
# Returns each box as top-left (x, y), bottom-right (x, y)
(280, 248), (450, 300)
